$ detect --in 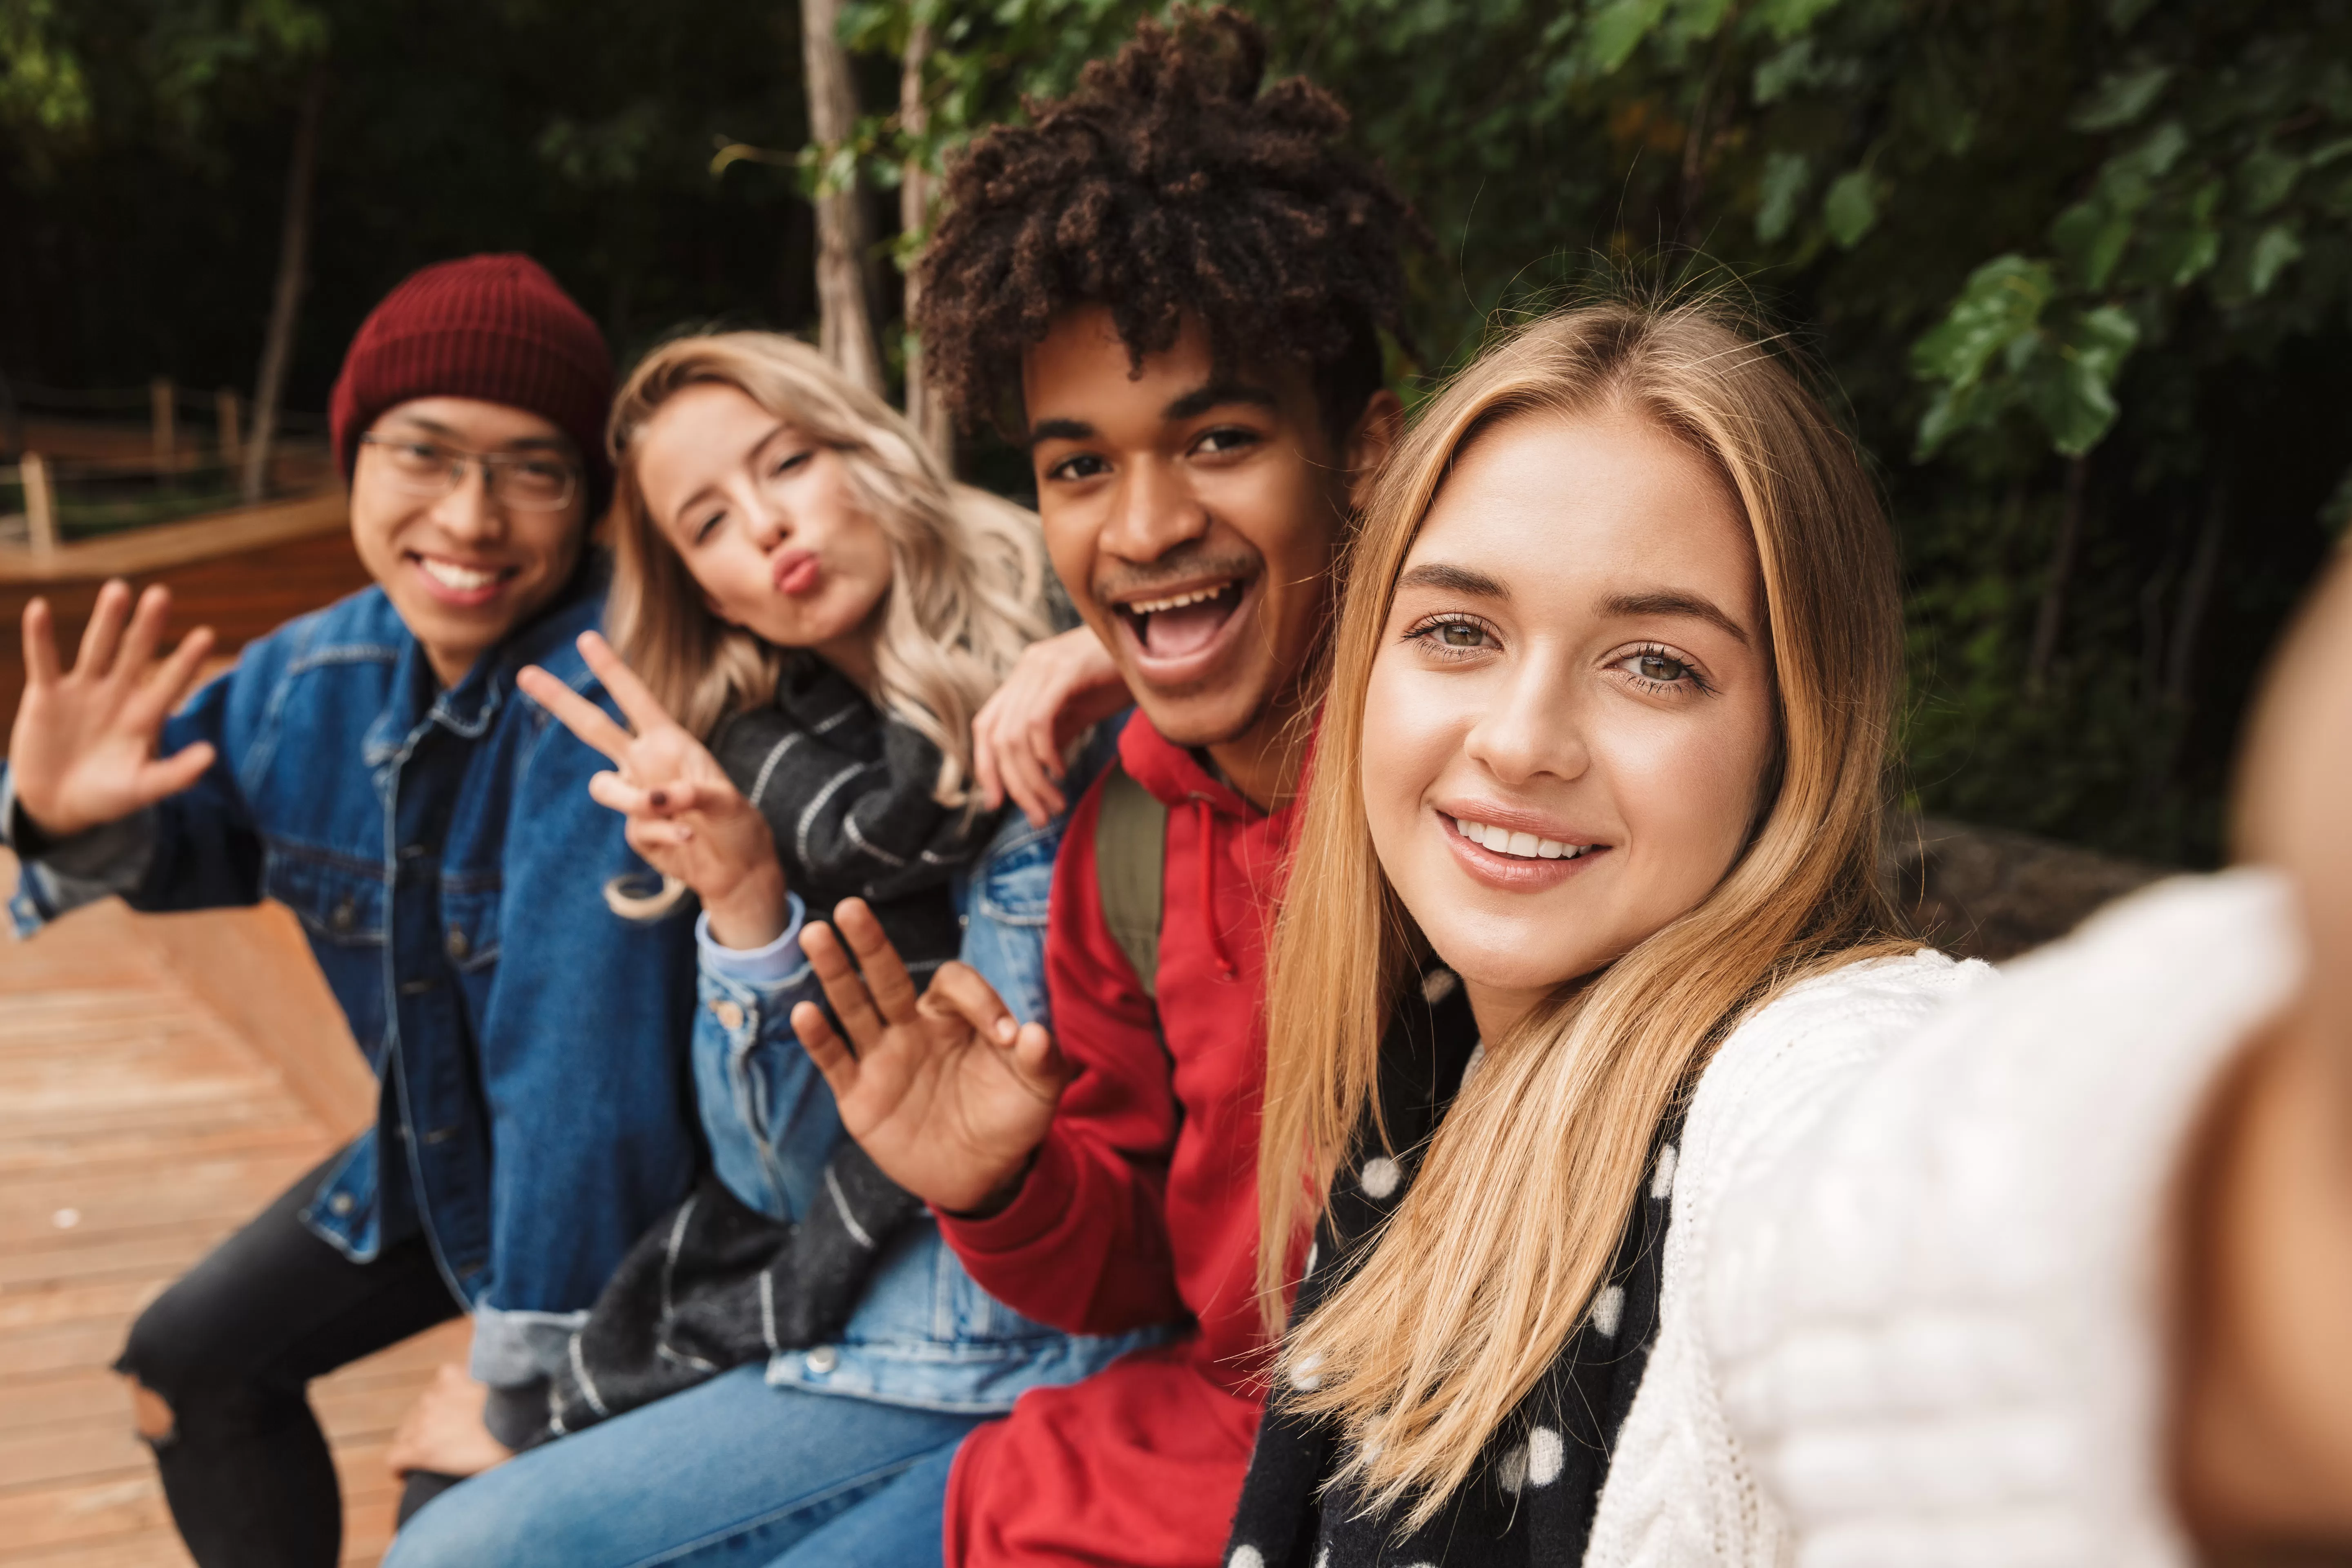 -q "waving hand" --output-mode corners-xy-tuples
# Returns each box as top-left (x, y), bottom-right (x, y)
(9, 581), (218, 838)
(793, 899), (1071, 1216)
